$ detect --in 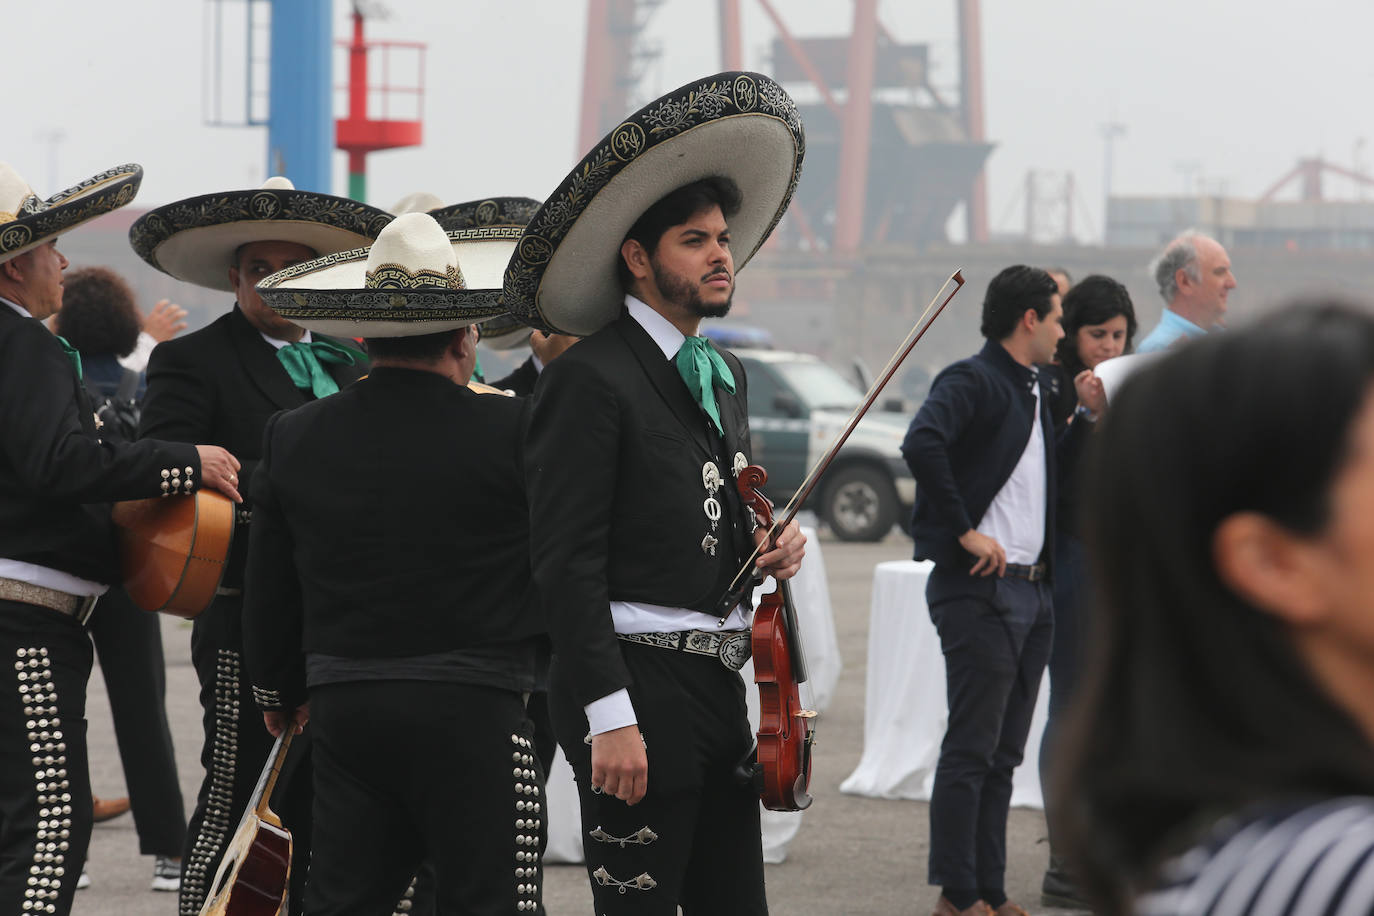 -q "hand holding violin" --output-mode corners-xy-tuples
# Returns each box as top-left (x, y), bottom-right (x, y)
(754, 520), (806, 580)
